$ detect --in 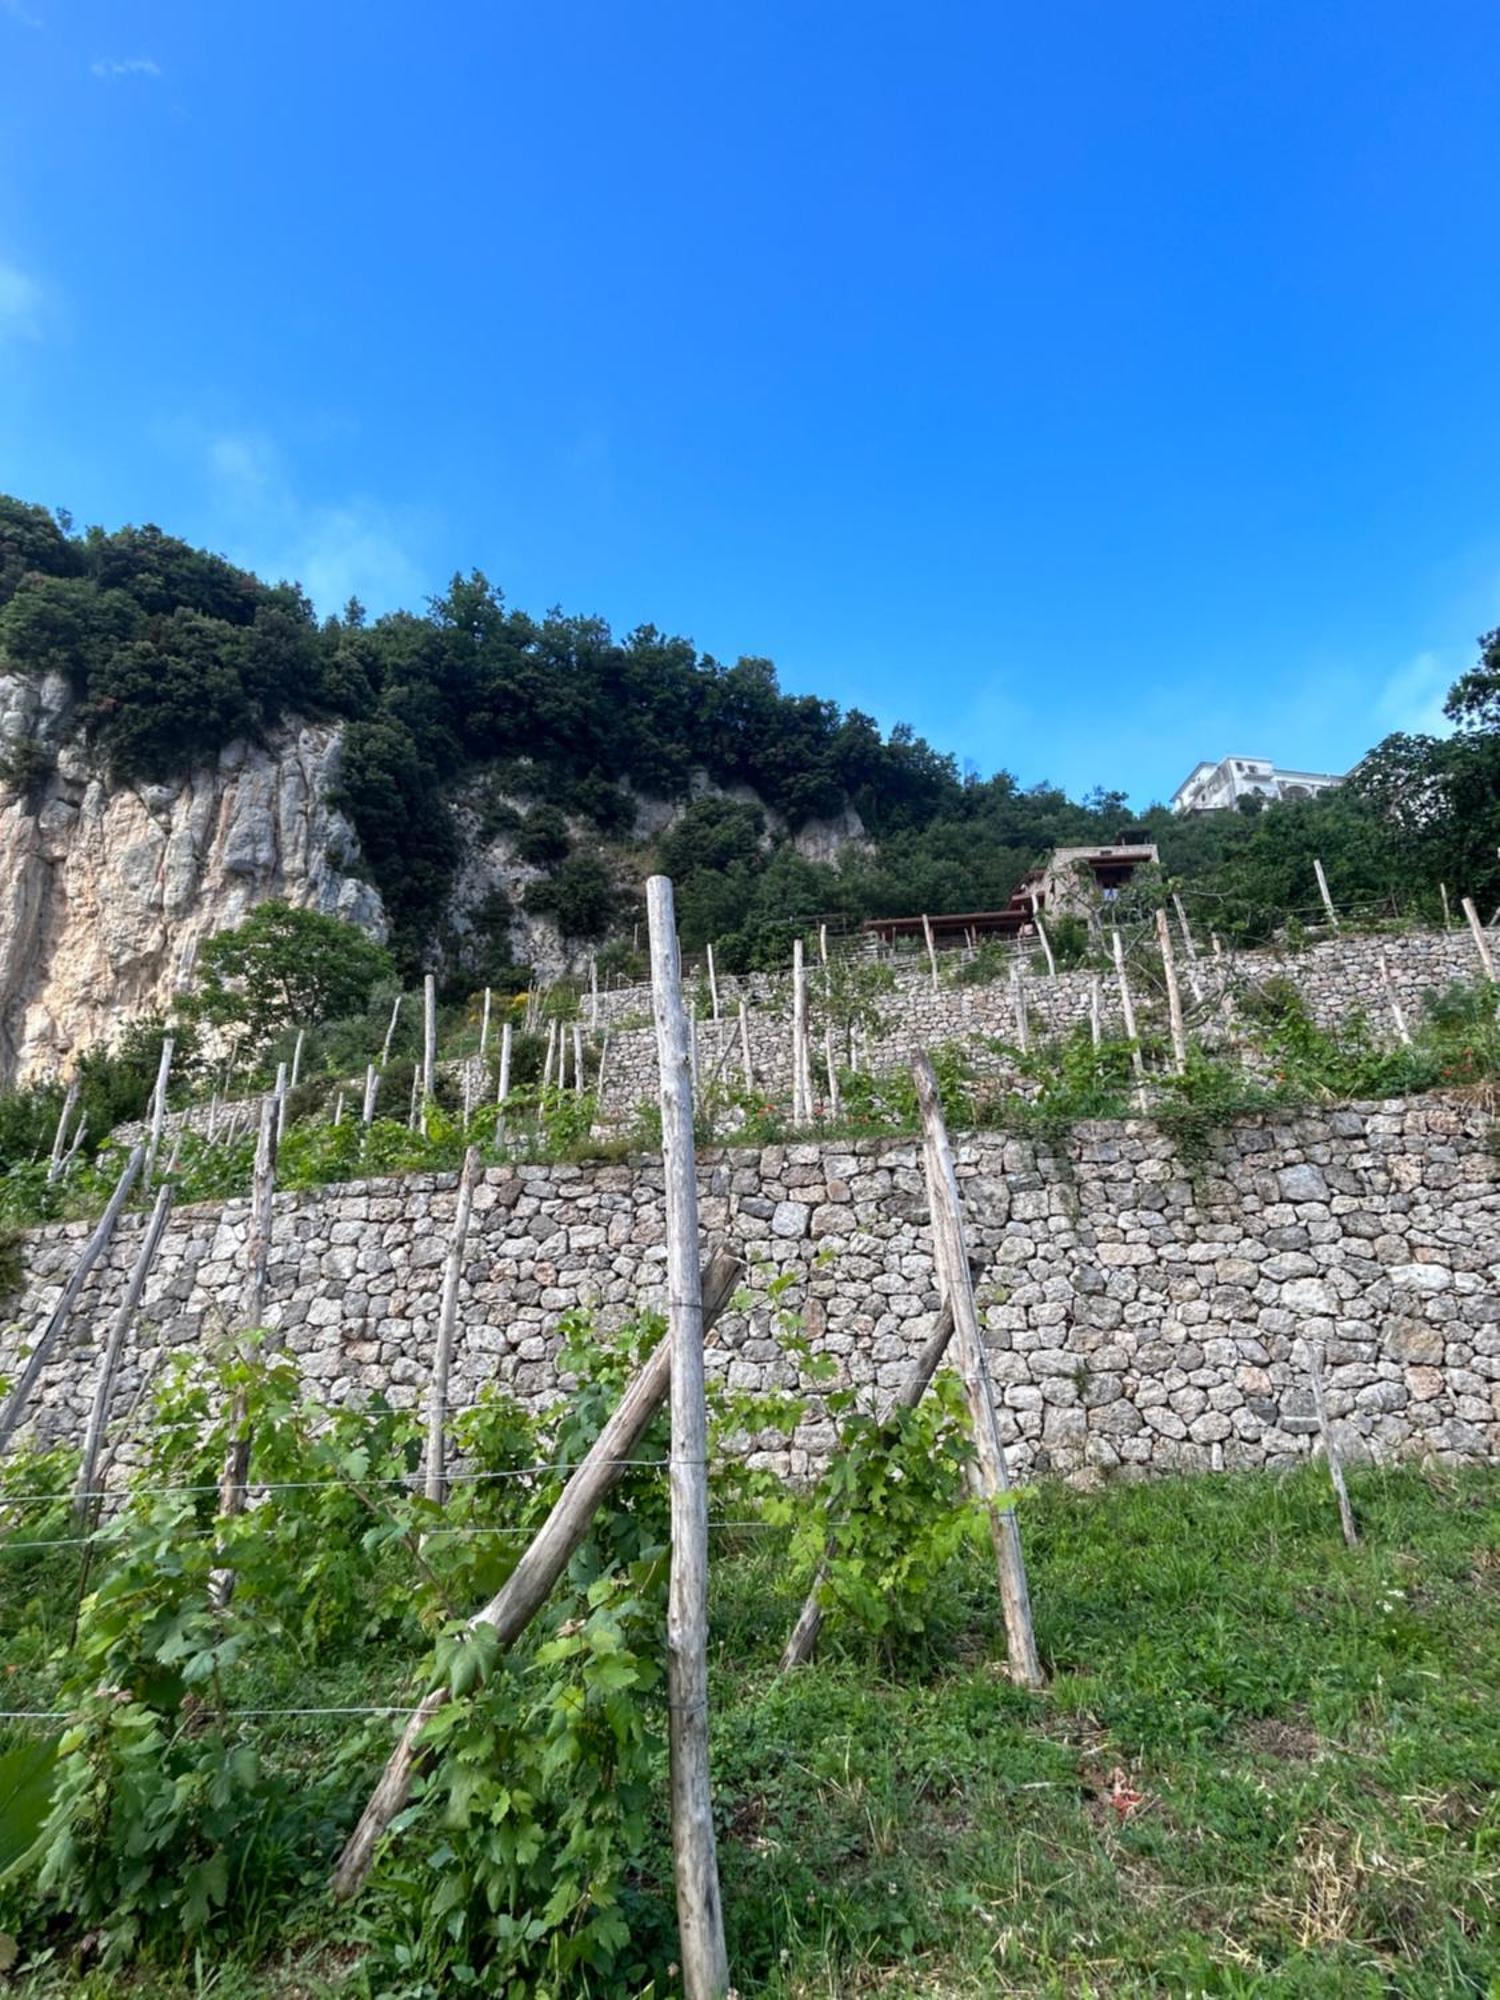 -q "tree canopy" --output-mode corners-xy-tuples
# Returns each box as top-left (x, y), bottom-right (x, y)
(184, 902), (394, 1050)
